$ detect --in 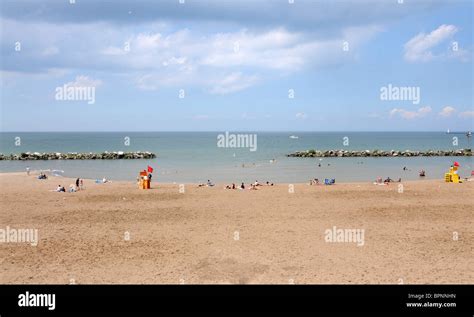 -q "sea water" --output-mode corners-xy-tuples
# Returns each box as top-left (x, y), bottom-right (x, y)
(0, 132), (472, 183)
